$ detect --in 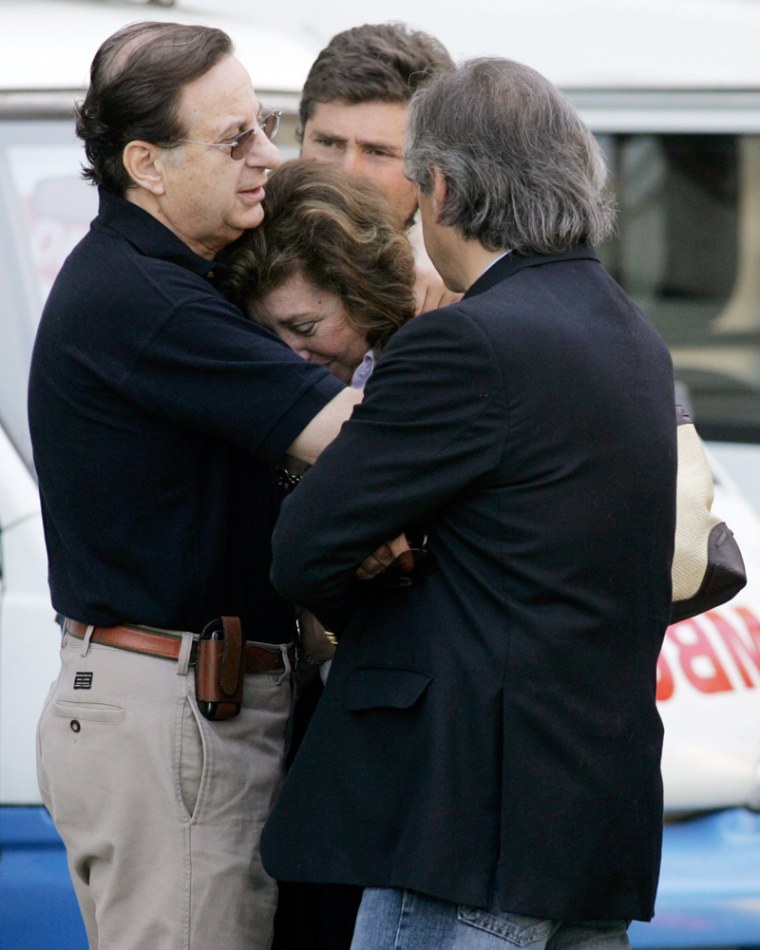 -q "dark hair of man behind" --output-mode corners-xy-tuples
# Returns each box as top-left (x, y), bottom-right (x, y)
(298, 22), (453, 143)
(221, 159), (416, 352)
(405, 57), (616, 254)
(76, 21), (232, 196)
